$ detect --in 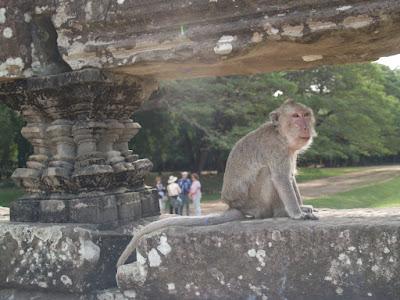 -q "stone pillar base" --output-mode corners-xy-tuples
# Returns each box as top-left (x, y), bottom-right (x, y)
(0, 220), (159, 296)
(10, 188), (159, 229)
(1, 68), (160, 226)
